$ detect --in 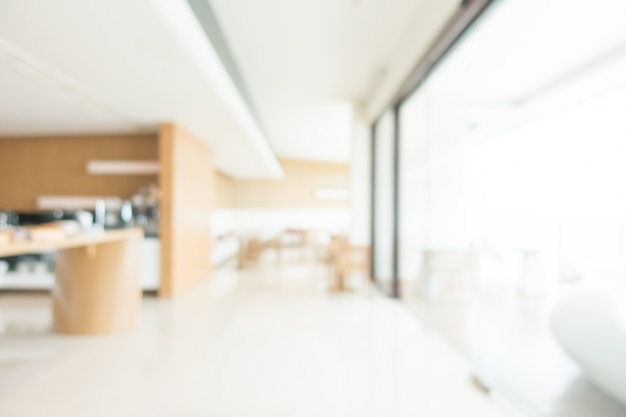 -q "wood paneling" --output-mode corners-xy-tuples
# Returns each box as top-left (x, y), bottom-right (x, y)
(216, 158), (350, 209)
(0, 134), (158, 211)
(158, 123), (213, 298)
(215, 172), (234, 208)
